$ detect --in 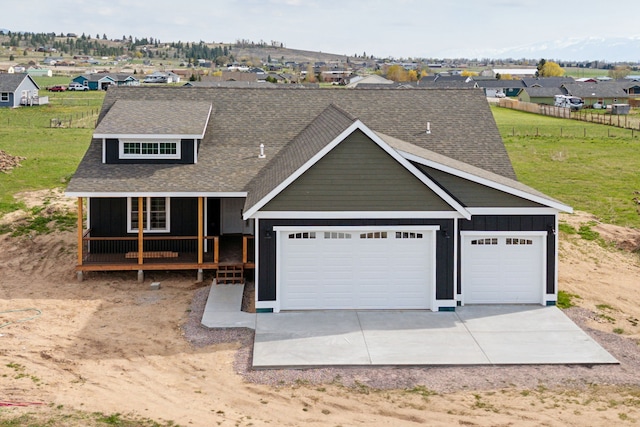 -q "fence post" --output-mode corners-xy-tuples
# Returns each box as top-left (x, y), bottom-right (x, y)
(560, 127), (562, 137)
